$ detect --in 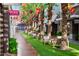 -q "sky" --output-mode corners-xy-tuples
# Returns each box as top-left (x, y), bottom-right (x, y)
(12, 4), (20, 10)
(53, 3), (61, 15)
